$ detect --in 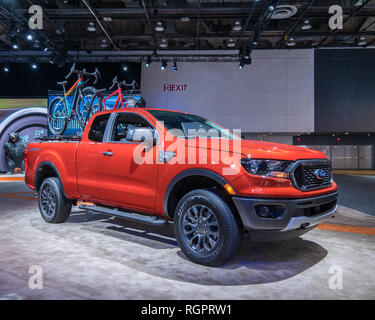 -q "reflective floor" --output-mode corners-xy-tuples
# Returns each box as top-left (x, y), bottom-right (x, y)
(0, 175), (374, 299)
